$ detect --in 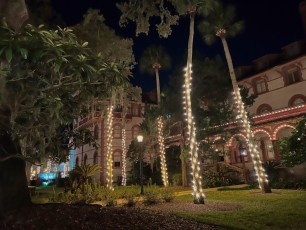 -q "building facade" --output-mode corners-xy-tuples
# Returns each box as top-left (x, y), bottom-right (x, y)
(215, 40), (306, 181)
(73, 97), (144, 185)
